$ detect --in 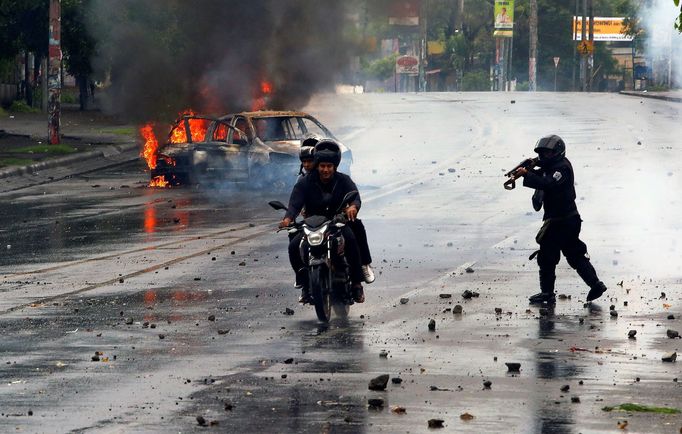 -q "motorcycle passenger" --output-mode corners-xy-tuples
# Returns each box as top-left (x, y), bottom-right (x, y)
(279, 140), (366, 304)
(298, 135), (320, 178)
